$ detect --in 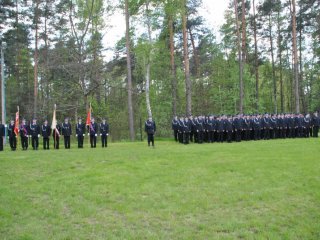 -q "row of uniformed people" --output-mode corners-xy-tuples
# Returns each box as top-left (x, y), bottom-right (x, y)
(0, 117), (109, 151)
(172, 112), (320, 144)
